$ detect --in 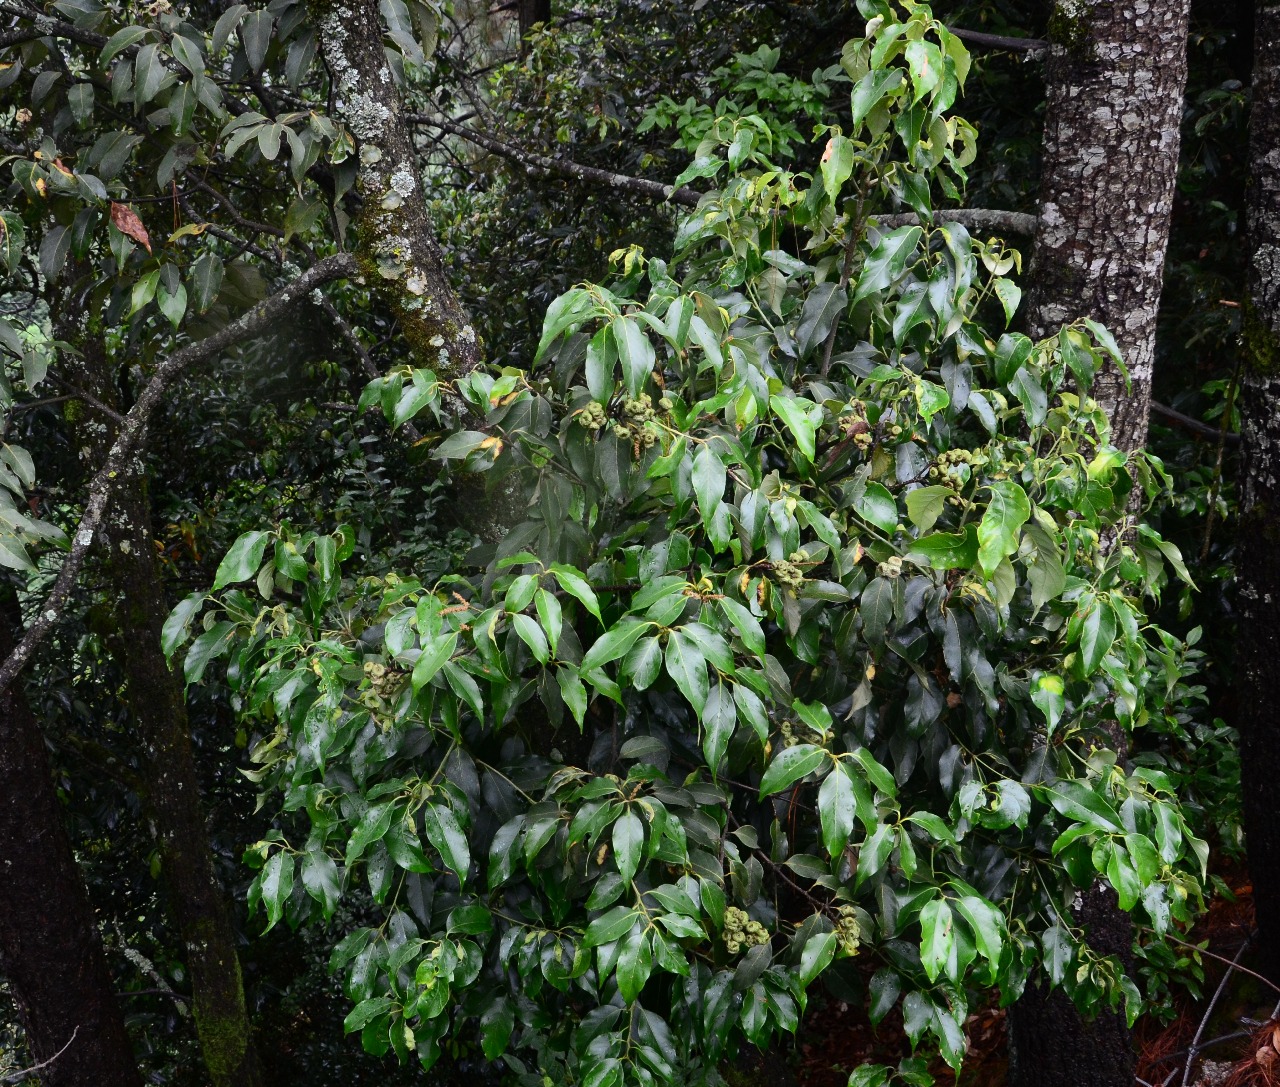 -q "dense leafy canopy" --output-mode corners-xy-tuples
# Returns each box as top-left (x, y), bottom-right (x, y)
(156, 8), (1209, 1084)
(0, 0), (1262, 1081)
